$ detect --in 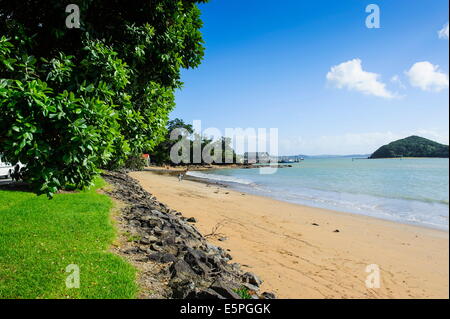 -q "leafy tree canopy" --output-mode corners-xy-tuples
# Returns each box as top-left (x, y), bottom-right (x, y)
(0, 0), (207, 196)
(151, 118), (237, 165)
